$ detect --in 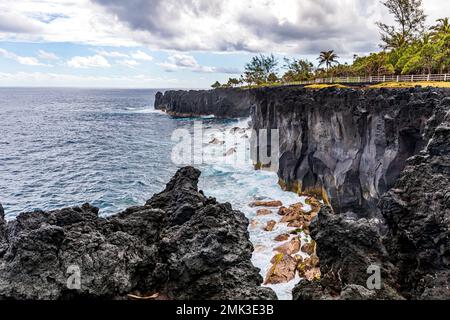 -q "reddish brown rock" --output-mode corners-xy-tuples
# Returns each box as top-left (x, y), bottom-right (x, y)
(301, 240), (316, 255)
(264, 254), (297, 285)
(294, 255), (304, 264)
(250, 200), (283, 208)
(256, 208), (272, 216)
(287, 220), (305, 228)
(274, 234), (290, 242)
(275, 237), (301, 255)
(305, 197), (321, 220)
(278, 206), (289, 216)
(304, 268), (321, 281)
(308, 254), (320, 268)
(264, 220), (277, 232)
